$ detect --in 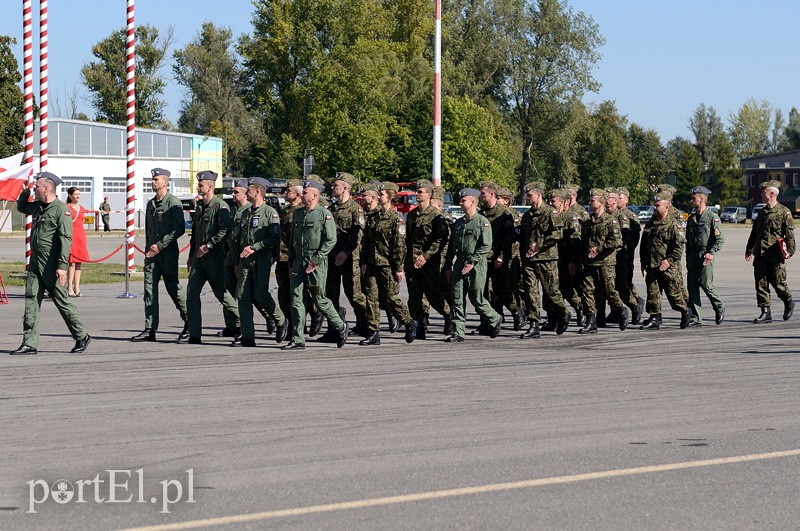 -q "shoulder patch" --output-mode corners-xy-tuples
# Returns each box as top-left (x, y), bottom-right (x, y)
(483, 222), (491, 227)
(326, 215), (332, 220)
(272, 213), (279, 218)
